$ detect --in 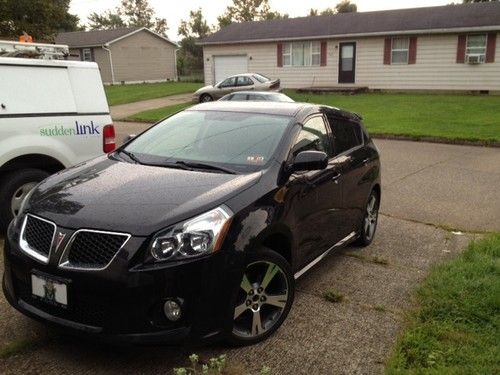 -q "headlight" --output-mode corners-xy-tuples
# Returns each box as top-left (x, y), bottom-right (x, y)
(149, 206), (233, 262)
